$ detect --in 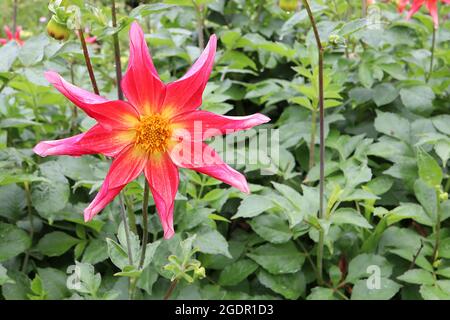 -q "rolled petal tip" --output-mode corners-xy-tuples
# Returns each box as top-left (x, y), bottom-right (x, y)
(33, 142), (49, 157)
